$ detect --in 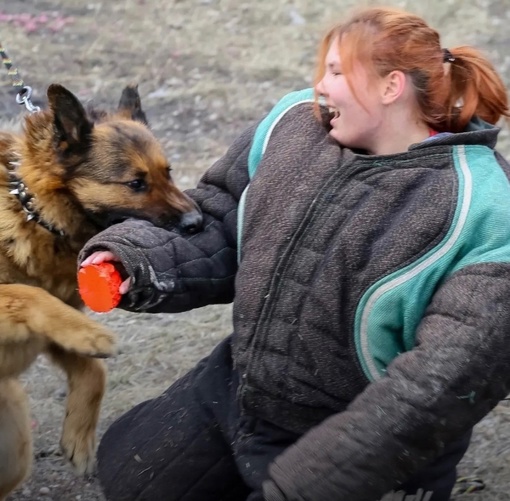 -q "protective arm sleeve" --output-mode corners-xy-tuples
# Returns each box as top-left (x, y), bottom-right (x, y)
(79, 124), (256, 313)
